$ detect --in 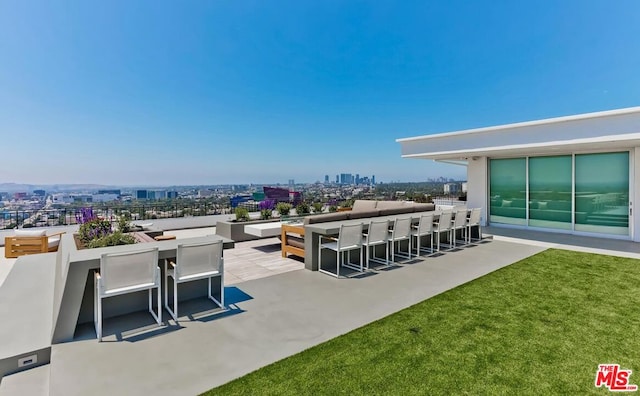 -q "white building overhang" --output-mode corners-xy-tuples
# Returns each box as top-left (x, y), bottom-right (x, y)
(397, 106), (640, 160)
